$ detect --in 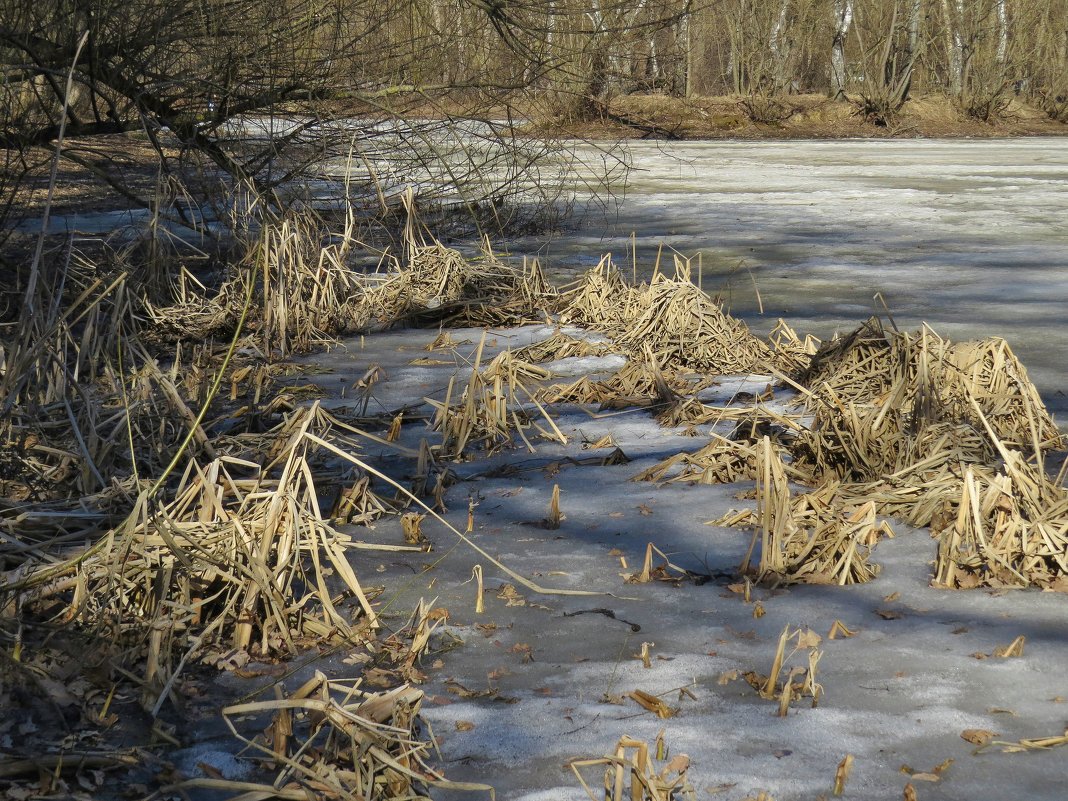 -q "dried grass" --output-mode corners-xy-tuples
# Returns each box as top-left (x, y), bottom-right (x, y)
(427, 337), (566, 459)
(571, 734), (696, 801)
(151, 669), (494, 800)
(562, 256), (782, 374)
